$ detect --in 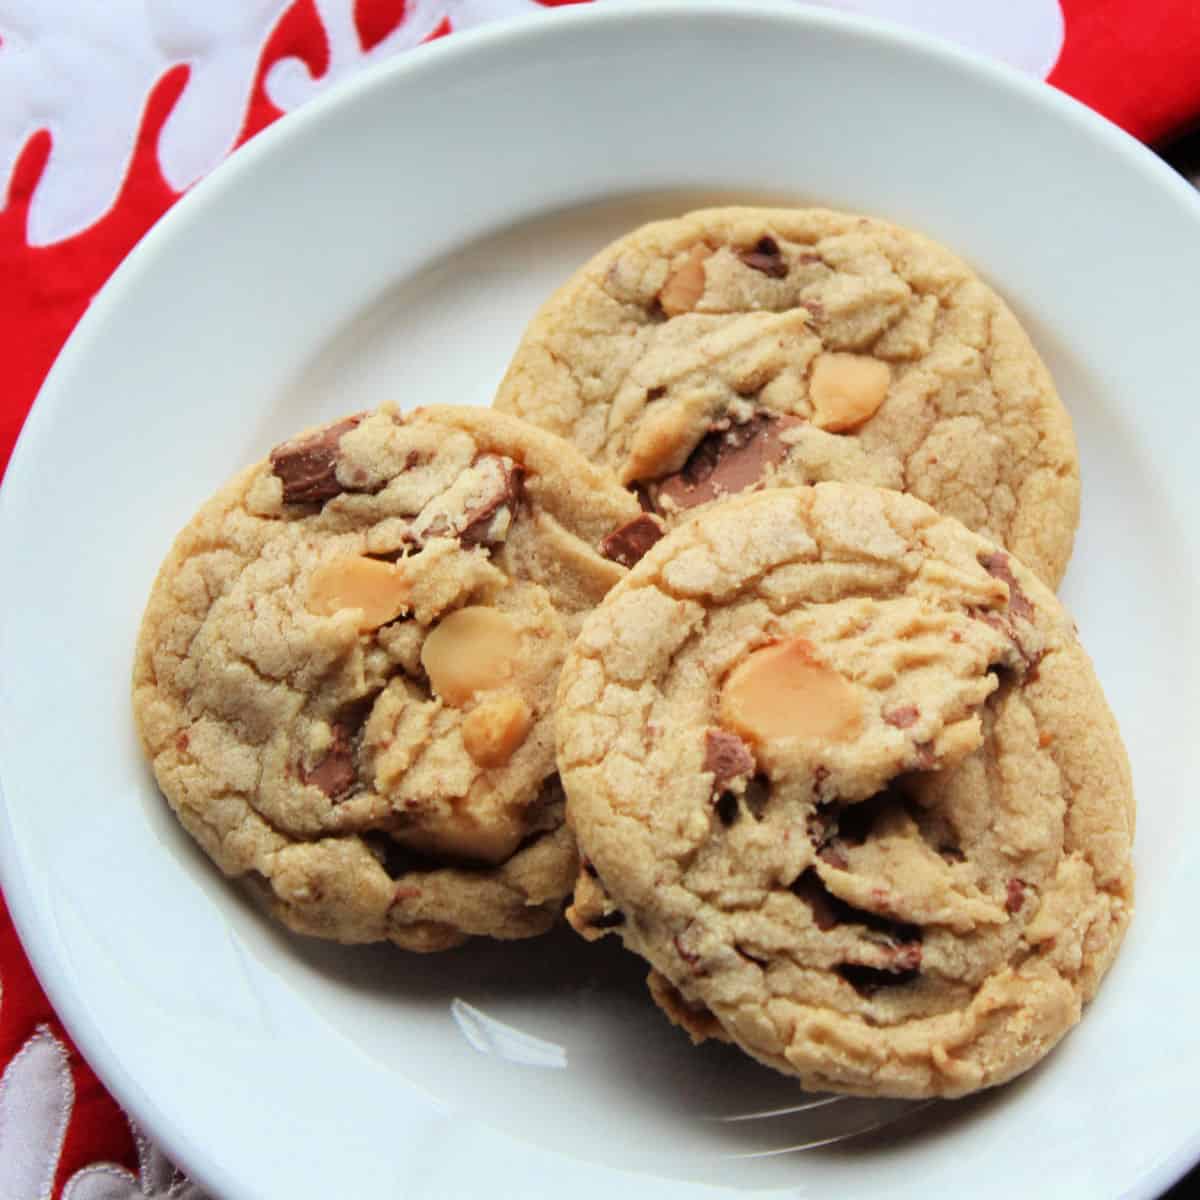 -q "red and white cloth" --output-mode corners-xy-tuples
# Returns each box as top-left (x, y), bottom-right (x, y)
(2, 2), (1198, 1194)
